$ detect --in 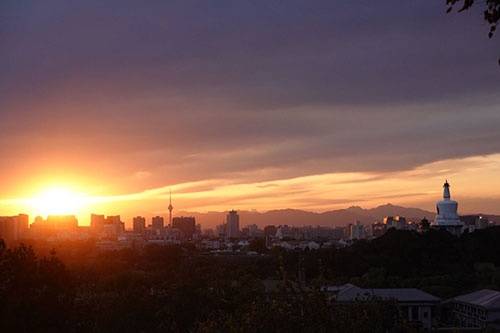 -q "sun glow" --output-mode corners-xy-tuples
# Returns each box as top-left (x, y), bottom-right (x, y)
(30, 187), (89, 217)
